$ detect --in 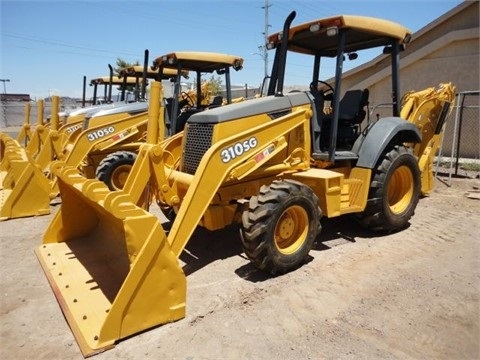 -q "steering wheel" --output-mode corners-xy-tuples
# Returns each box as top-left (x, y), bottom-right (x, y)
(180, 91), (195, 108)
(310, 80), (335, 101)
